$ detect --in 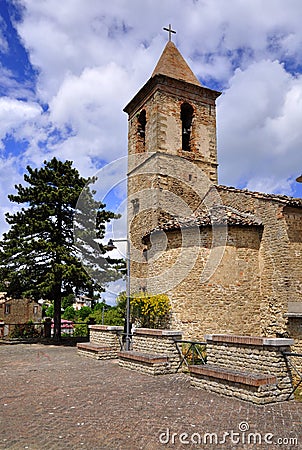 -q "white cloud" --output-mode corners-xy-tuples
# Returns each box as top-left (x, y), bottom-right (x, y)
(0, 97), (42, 144)
(0, 16), (8, 53)
(217, 60), (302, 194)
(0, 155), (25, 235)
(48, 63), (130, 162)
